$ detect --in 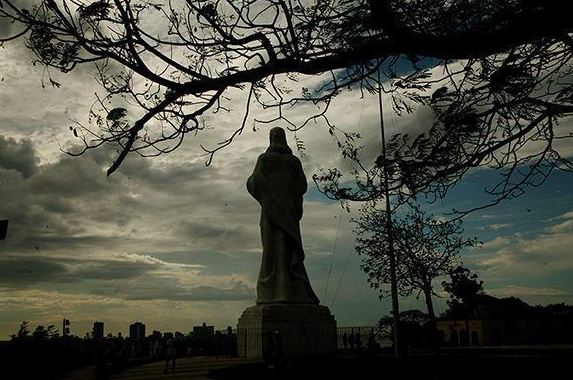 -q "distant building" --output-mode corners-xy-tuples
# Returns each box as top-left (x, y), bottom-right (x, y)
(437, 295), (573, 346)
(189, 323), (216, 356)
(192, 322), (214, 340)
(93, 321), (104, 340)
(129, 322), (146, 340)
